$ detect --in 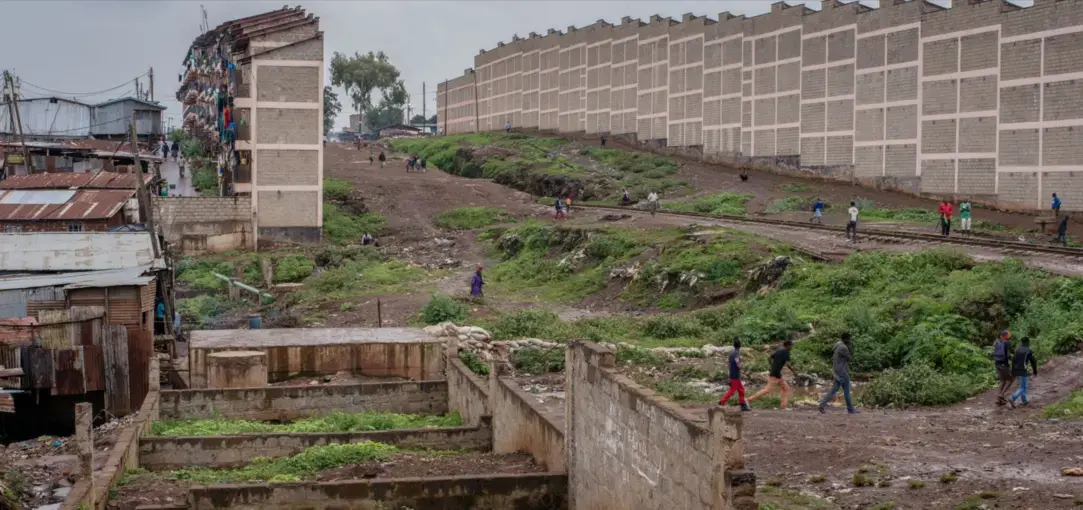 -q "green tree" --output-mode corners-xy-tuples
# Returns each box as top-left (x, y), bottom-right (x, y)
(329, 51), (408, 132)
(428, 114), (437, 124)
(323, 86), (341, 136)
(410, 114), (427, 125)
